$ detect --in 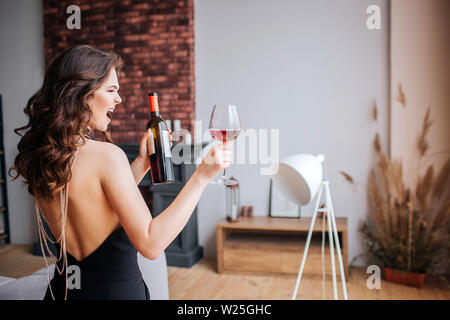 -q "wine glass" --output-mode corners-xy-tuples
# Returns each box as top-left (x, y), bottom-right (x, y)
(208, 104), (241, 186)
